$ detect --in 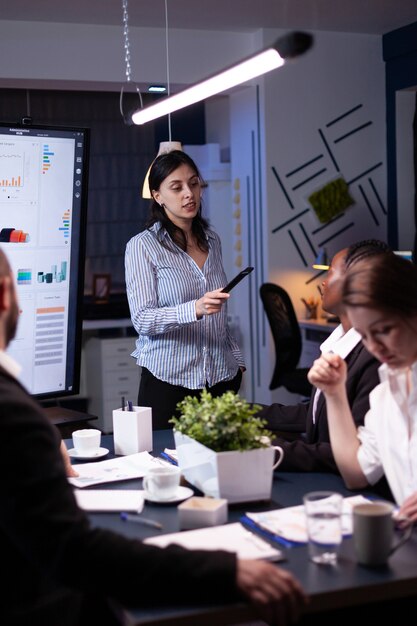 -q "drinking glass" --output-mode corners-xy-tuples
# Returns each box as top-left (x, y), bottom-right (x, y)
(303, 491), (343, 565)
